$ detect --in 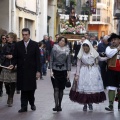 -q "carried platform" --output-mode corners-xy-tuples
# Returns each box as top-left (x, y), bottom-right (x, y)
(61, 34), (84, 41)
